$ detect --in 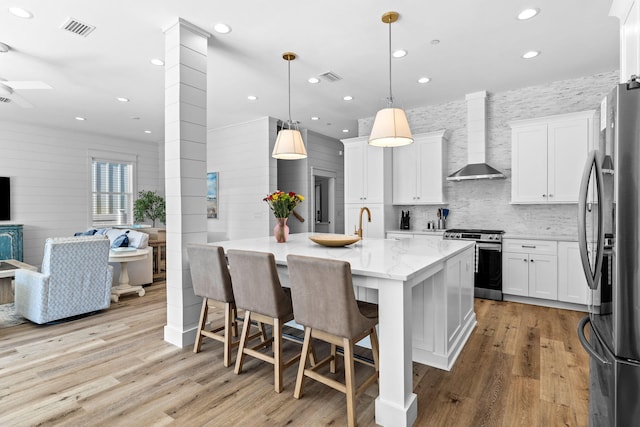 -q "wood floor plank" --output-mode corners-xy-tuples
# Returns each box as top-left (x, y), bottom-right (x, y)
(0, 283), (590, 426)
